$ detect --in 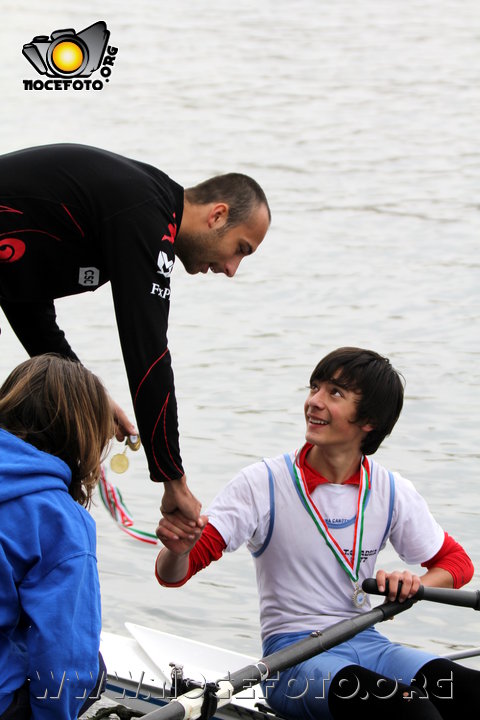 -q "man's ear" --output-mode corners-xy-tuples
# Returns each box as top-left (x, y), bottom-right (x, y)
(207, 203), (229, 229)
(360, 421), (375, 433)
